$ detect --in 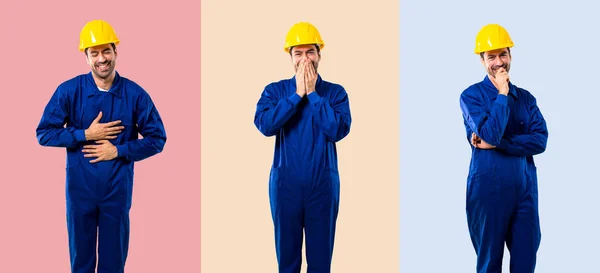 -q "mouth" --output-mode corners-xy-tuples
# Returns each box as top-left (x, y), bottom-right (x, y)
(96, 61), (110, 72)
